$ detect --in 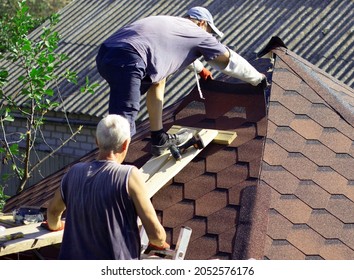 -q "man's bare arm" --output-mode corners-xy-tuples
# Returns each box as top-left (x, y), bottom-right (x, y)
(47, 188), (66, 230)
(128, 167), (167, 246)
